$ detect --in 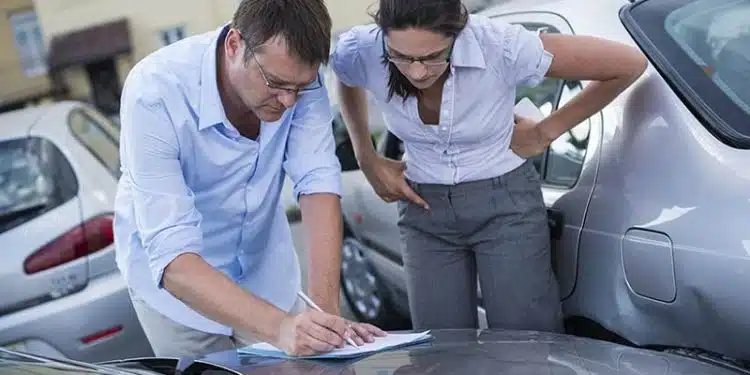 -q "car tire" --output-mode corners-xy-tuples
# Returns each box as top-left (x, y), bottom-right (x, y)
(340, 236), (410, 330)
